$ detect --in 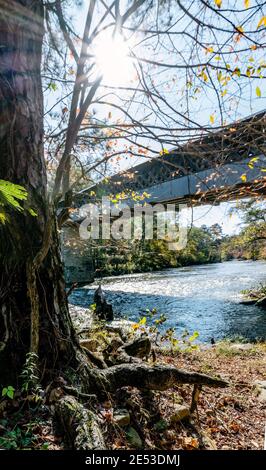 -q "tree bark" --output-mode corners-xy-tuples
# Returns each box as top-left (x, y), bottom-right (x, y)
(0, 0), (77, 383)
